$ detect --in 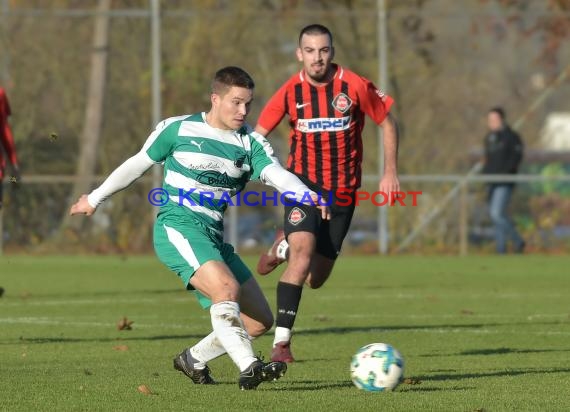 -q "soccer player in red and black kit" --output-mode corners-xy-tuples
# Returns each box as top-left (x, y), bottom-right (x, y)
(0, 86), (20, 208)
(255, 24), (400, 362)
